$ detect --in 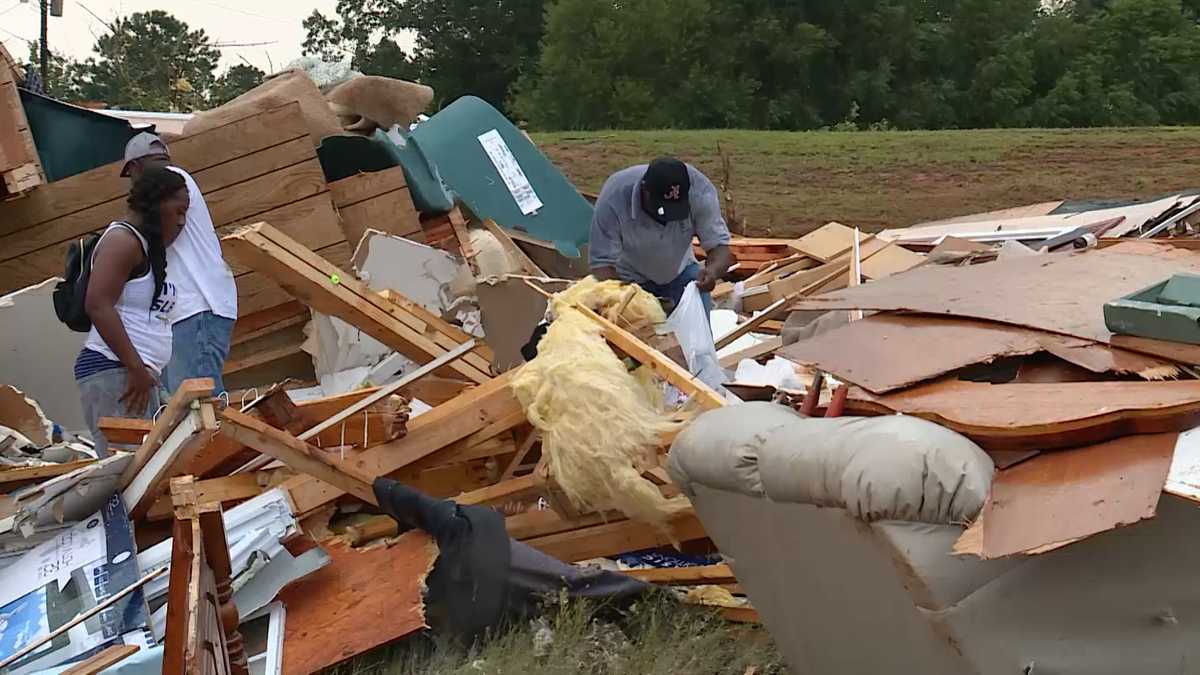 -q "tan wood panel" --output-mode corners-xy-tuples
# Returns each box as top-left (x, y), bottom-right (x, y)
(0, 102), (307, 235)
(328, 166), (408, 207)
(0, 137), (315, 263)
(335, 188), (421, 248)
